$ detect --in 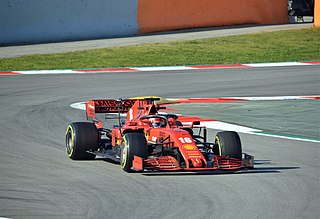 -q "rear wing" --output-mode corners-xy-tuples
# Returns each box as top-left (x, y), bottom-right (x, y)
(86, 97), (164, 125)
(86, 99), (137, 120)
